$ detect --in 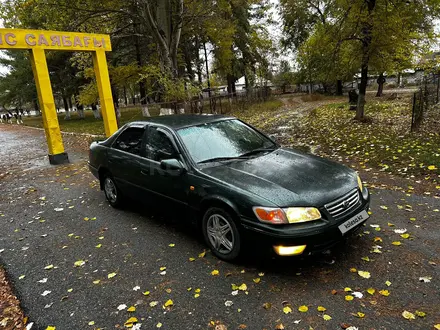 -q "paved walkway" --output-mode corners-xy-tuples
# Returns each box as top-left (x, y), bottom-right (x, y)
(0, 125), (439, 330)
